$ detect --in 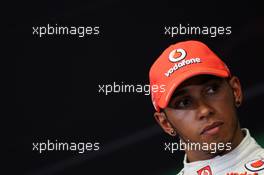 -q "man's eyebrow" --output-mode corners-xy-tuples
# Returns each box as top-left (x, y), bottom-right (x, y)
(170, 78), (222, 99)
(171, 89), (188, 99)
